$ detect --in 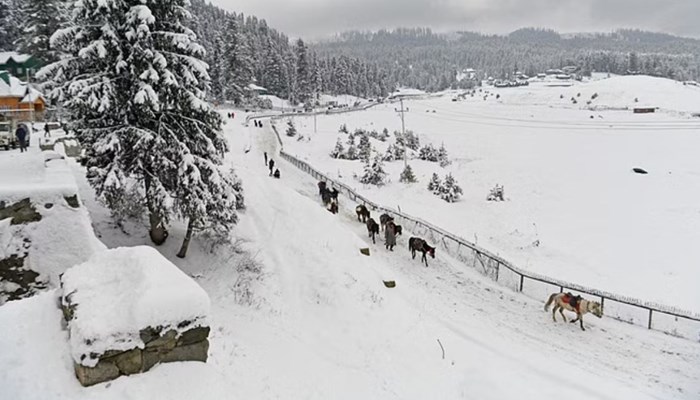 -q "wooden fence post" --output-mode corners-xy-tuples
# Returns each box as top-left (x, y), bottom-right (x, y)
(519, 275), (524, 292)
(648, 309), (653, 329)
